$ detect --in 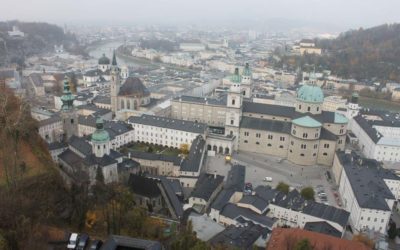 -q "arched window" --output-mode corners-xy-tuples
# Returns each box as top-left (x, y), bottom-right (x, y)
(307, 107), (311, 112)
(121, 99), (125, 109)
(127, 100), (131, 110)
